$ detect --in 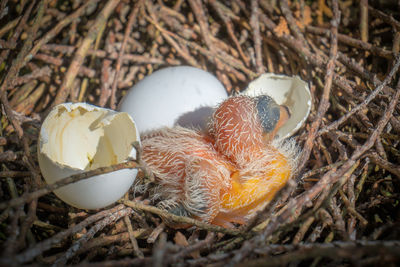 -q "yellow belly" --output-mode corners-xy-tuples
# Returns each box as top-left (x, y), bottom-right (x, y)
(220, 149), (291, 218)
